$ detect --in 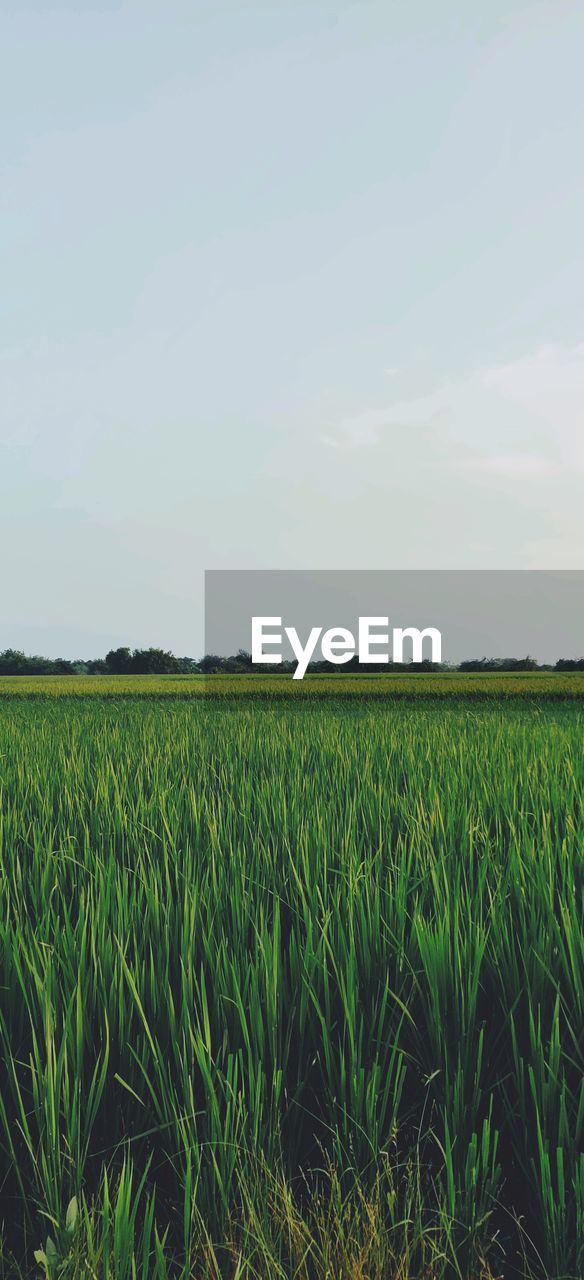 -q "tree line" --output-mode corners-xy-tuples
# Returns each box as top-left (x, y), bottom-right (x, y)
(1, 646), (584, 676)
(0, 647), (198, 676)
